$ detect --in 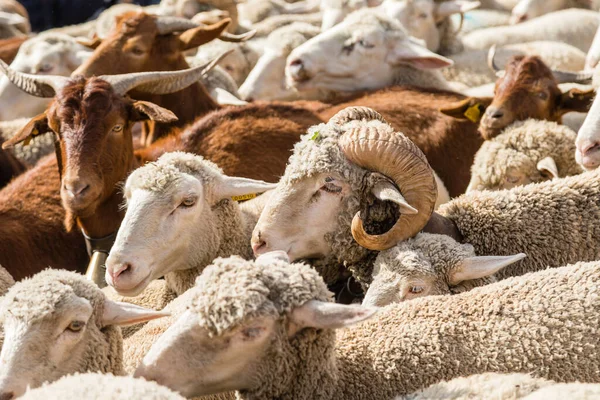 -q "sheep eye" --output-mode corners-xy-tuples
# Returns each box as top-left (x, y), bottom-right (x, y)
(358, 40), (374, 49)
(410, 286), (424, 294)
(67, 320), (85, 332)
(180, 197), (197, 208)
(38, 63), (53, 73)
(505, 175), (520, 184)
(112, 124), (123, 132)
(321, 177), (342, 194)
